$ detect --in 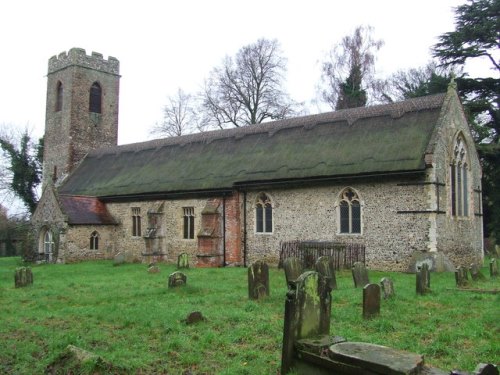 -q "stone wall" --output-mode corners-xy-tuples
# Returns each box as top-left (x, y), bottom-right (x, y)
(64, 225), (117, 262)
